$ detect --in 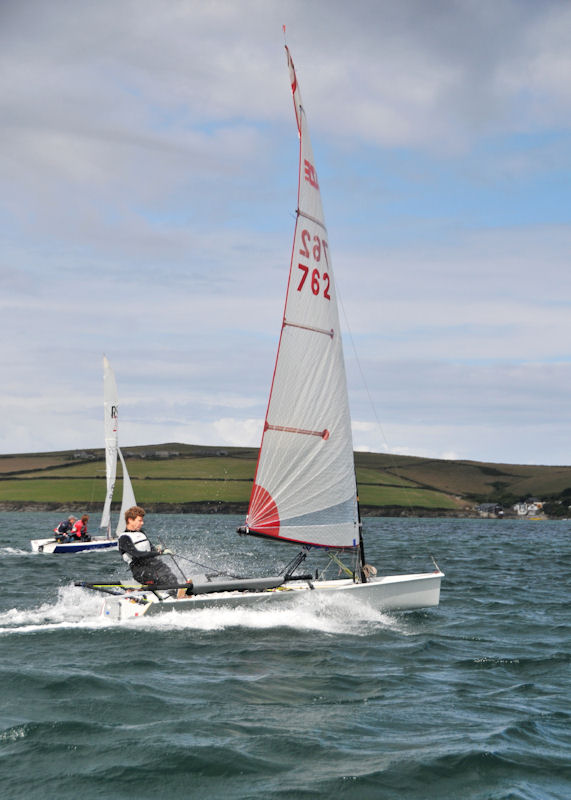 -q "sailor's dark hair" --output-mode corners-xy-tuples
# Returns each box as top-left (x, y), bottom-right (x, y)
(124, 506), (146, 522)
